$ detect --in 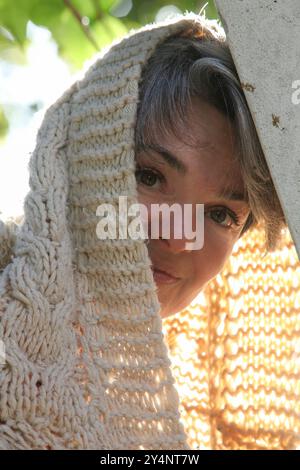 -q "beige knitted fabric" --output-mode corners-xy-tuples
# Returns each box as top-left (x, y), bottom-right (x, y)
(0, 12), (300, 450)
